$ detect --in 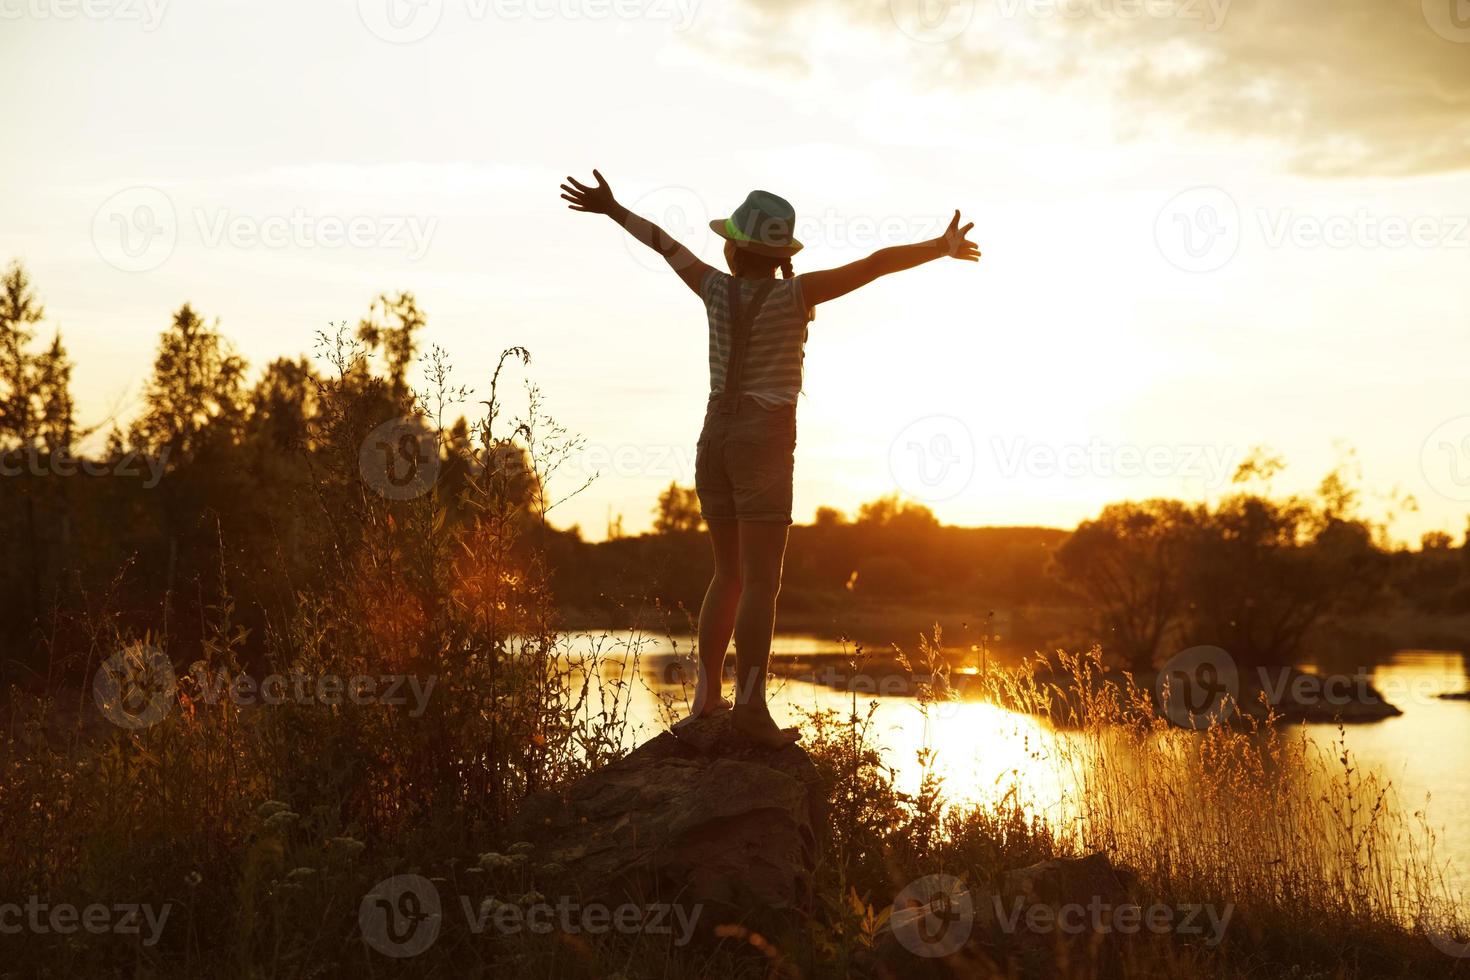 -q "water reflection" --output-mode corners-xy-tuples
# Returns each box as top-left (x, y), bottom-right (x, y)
(567, 632), (1470, 901)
